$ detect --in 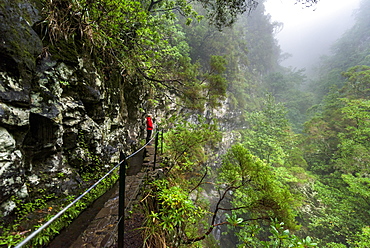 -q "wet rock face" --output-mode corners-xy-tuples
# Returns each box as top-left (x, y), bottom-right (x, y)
(0, 127), (24, 208)
(0, 0), (42, 106)
(0, 0), (145, 218)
